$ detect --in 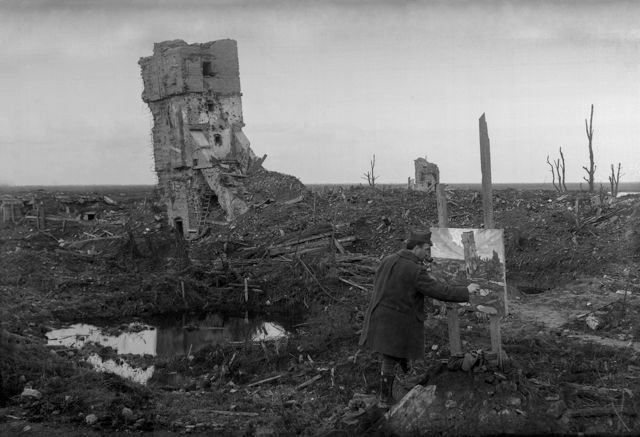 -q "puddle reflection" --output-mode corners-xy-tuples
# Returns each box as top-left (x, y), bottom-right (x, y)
(86, 354), (155, 385)
(46, 313), (288, 358)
